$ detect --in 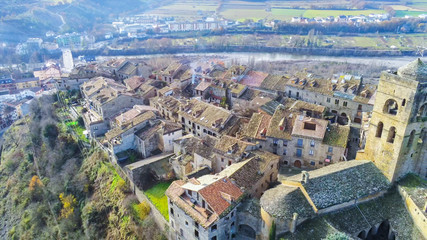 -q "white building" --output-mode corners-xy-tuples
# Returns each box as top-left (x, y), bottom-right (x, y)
(62, 49), (74, 73)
